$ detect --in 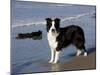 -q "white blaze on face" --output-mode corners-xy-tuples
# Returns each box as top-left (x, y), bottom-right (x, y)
(50, 20), (55, 31)
(52, 20), (55, 28)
